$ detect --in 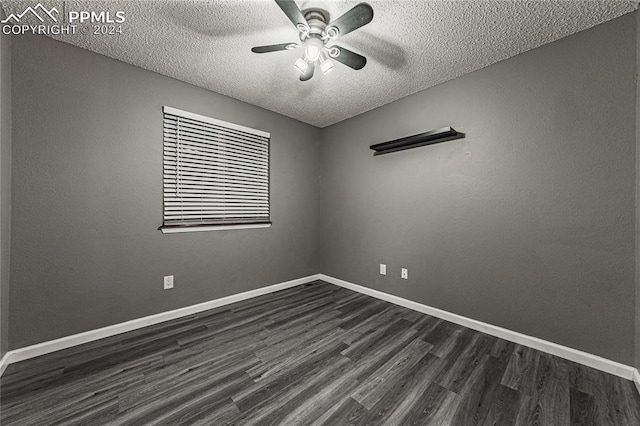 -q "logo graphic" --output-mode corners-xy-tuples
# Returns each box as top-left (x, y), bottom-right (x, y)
(2, 3), (59, 24)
